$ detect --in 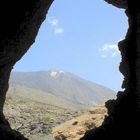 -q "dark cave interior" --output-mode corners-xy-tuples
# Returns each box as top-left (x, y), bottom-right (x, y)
(0, 0), (140, 139)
